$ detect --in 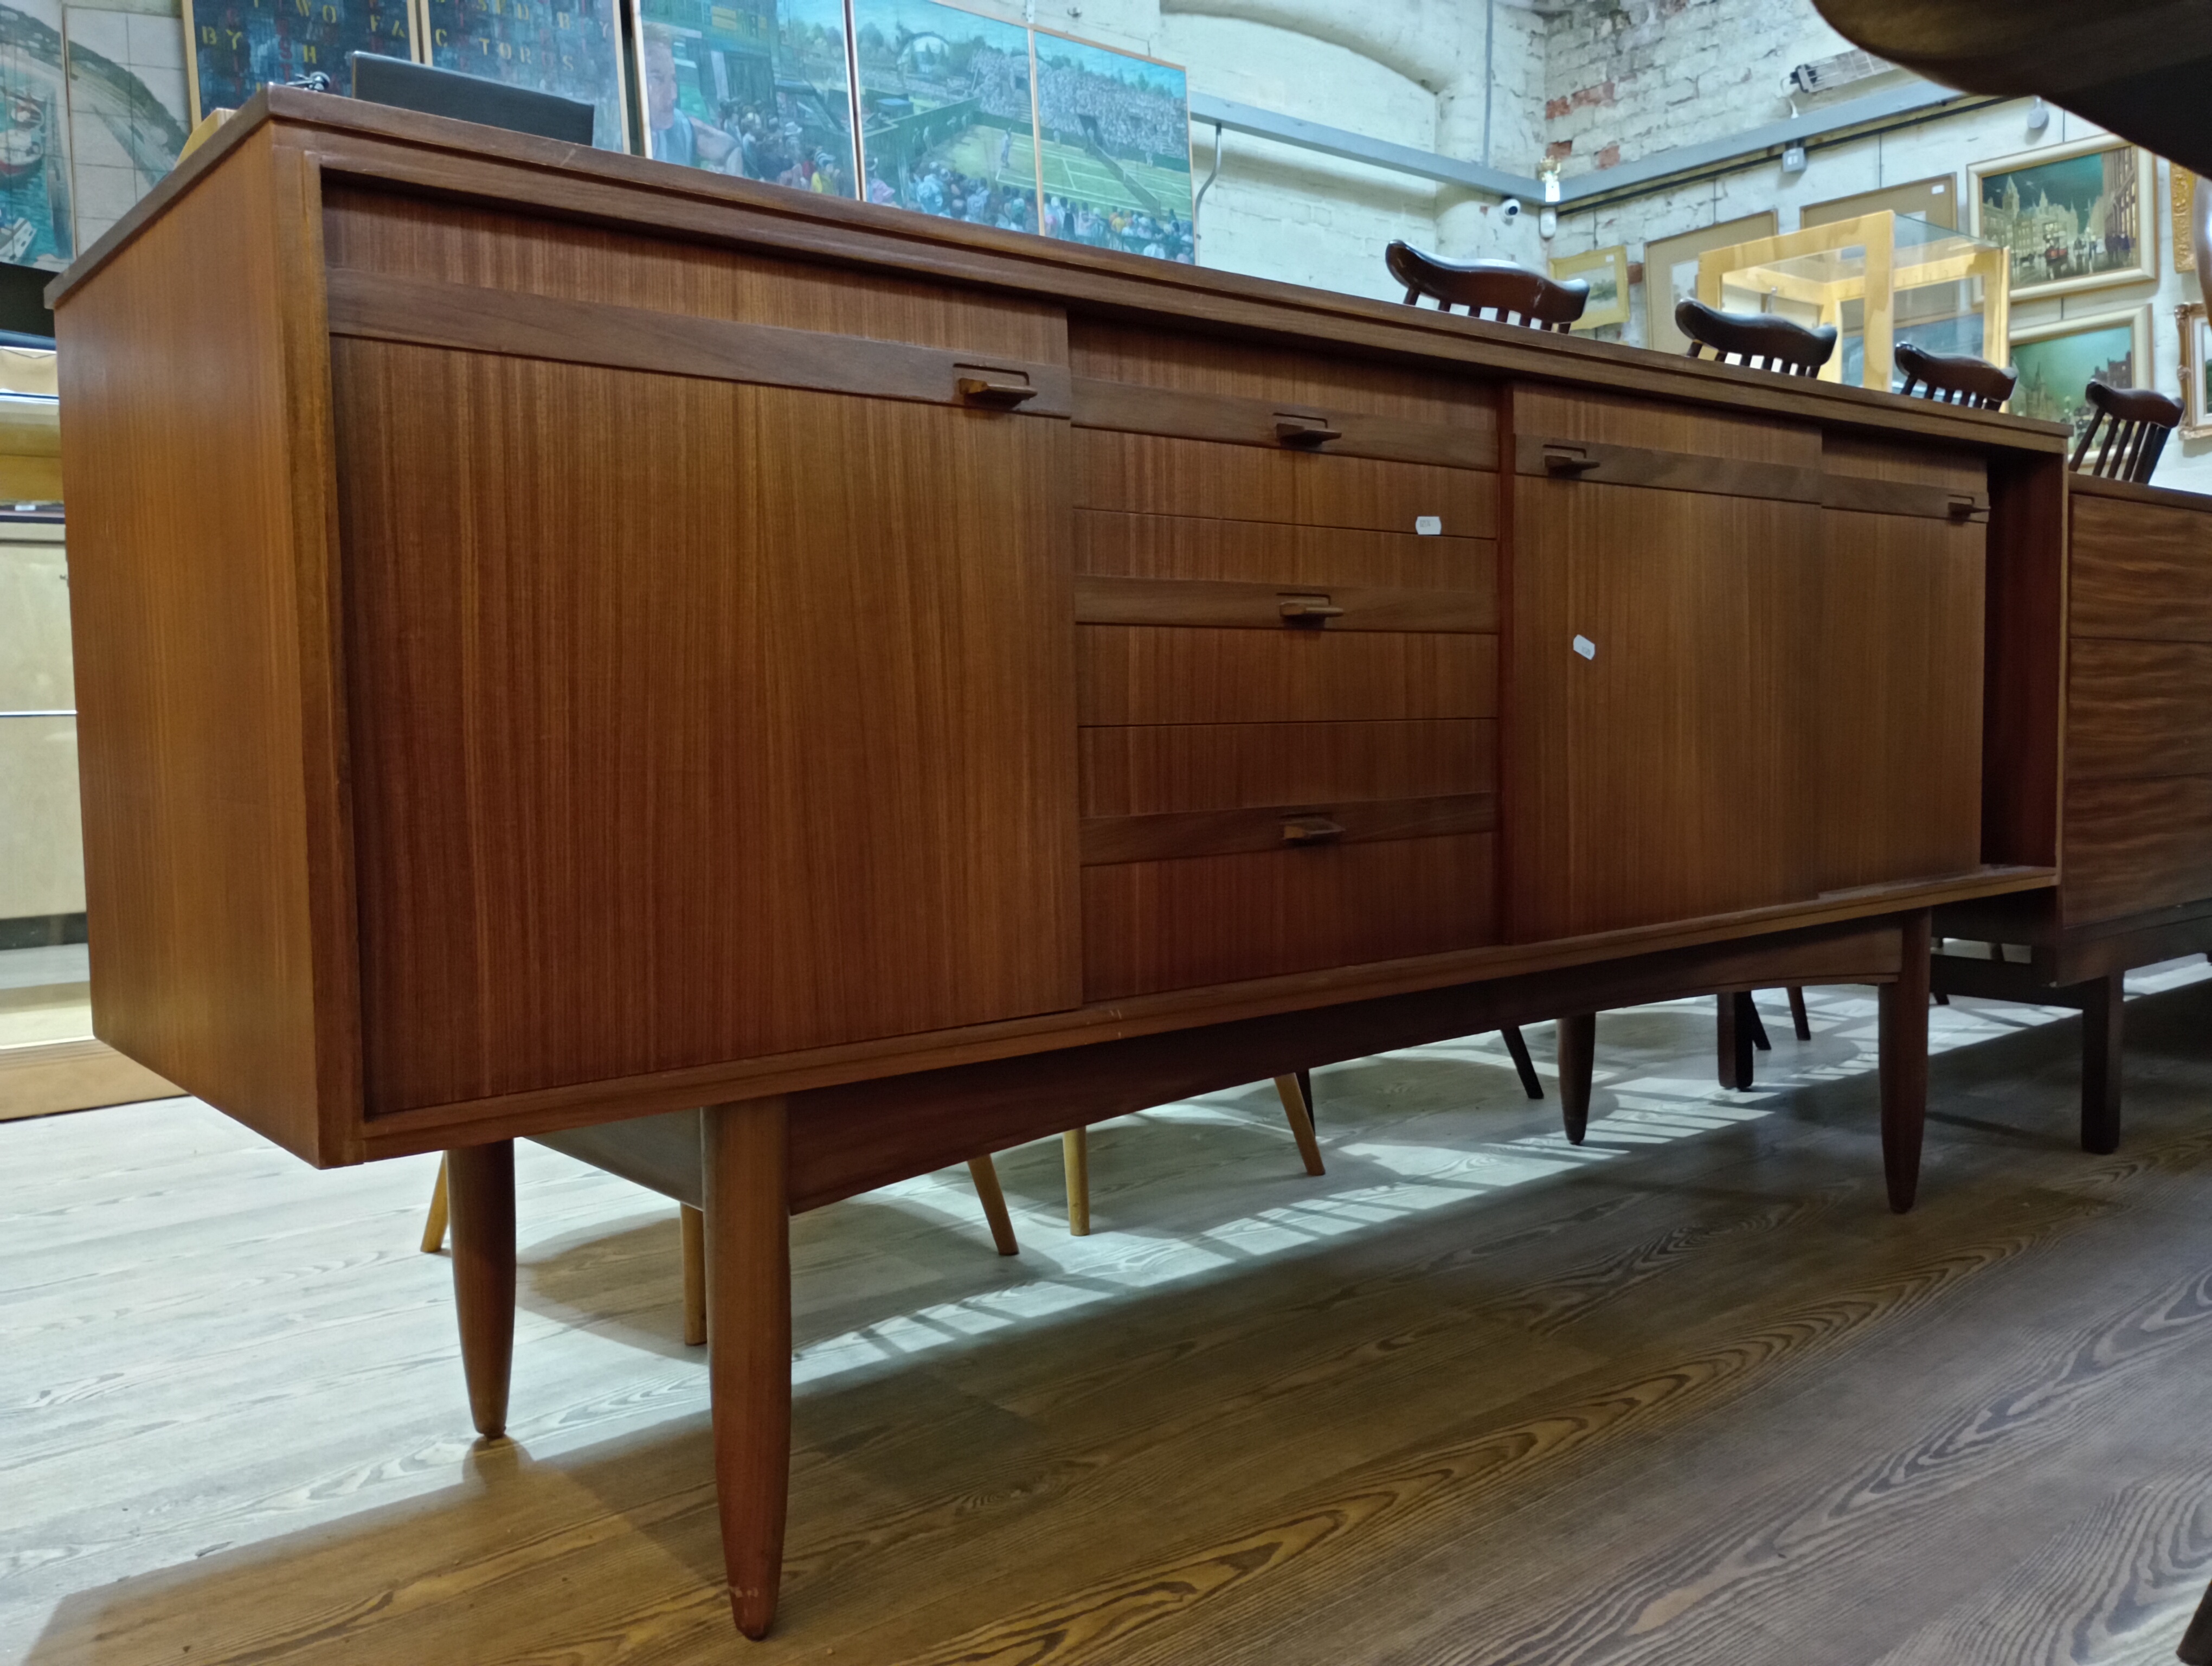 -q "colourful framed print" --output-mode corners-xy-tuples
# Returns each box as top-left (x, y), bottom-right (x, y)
(2181, 302), (2211, 438)
(0, 0), (76, 268)
(1548, 244), (1629, 330)
(419, 0), (625, 150)
(2009, 305), (2154, 453)
(1031, 27), (1190, 261)
(1970, 136), (2157, 303)
(1642, 212), (1777, 355)
(183, 0), (415, 122)
(634, 0), (854, 188)
(851, 0), (1035, 227)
